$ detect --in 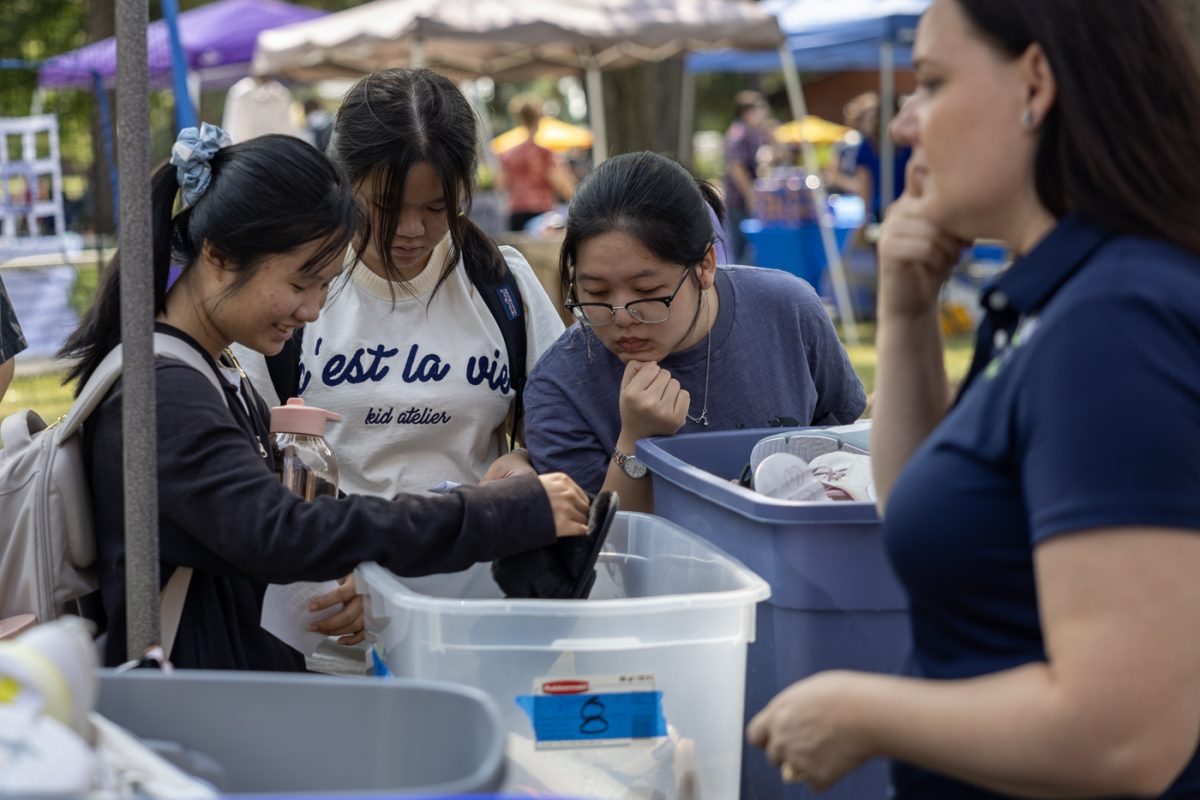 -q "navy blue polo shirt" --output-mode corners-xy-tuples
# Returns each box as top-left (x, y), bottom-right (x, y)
(884, 215), (1200, 798)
